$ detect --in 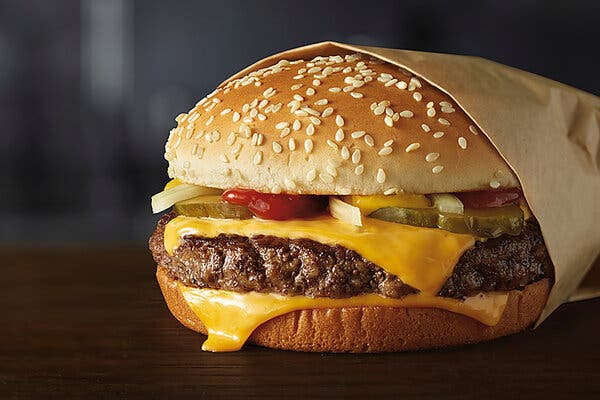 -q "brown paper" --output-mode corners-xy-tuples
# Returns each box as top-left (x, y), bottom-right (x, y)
(223, 42), (600, 325)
